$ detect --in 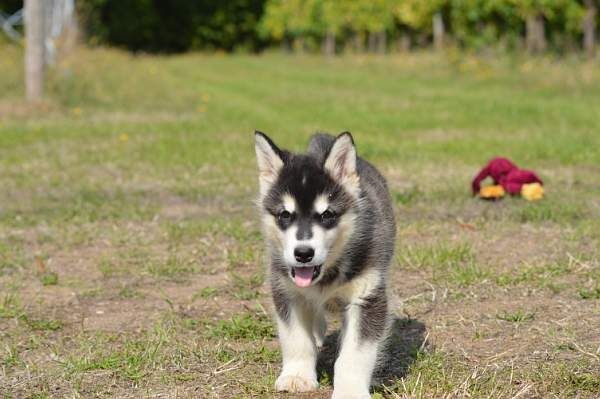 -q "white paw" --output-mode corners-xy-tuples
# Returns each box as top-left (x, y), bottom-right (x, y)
(275, 374), (318, 392)
(331, 389), (371, 399)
